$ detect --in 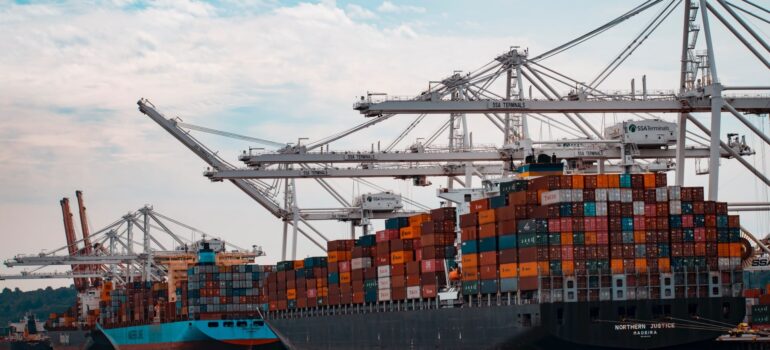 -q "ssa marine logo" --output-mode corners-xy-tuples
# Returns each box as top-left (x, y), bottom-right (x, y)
(627, 123), (671, 133)
(751, 257), (770, 267)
